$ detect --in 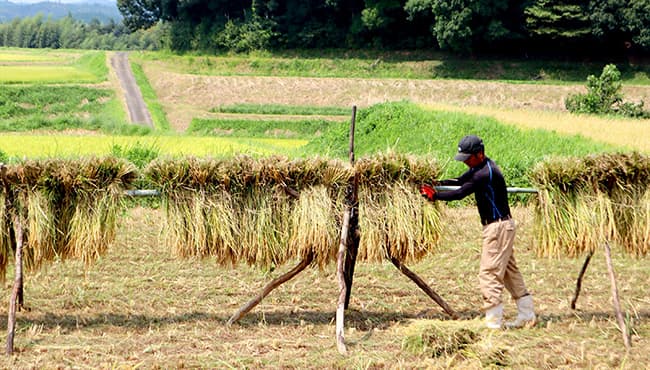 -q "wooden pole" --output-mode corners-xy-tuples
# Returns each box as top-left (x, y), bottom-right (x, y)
(388, 256), (458, 319)
(335, 208), (351, 355)
(343, 106), (359, 309)
(603, 242), (631, 350)
(1, 164), (23, 355)
(570, 251), (593, 310)
(6, 213), (23, 355)
(227, 253), (314, 326)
